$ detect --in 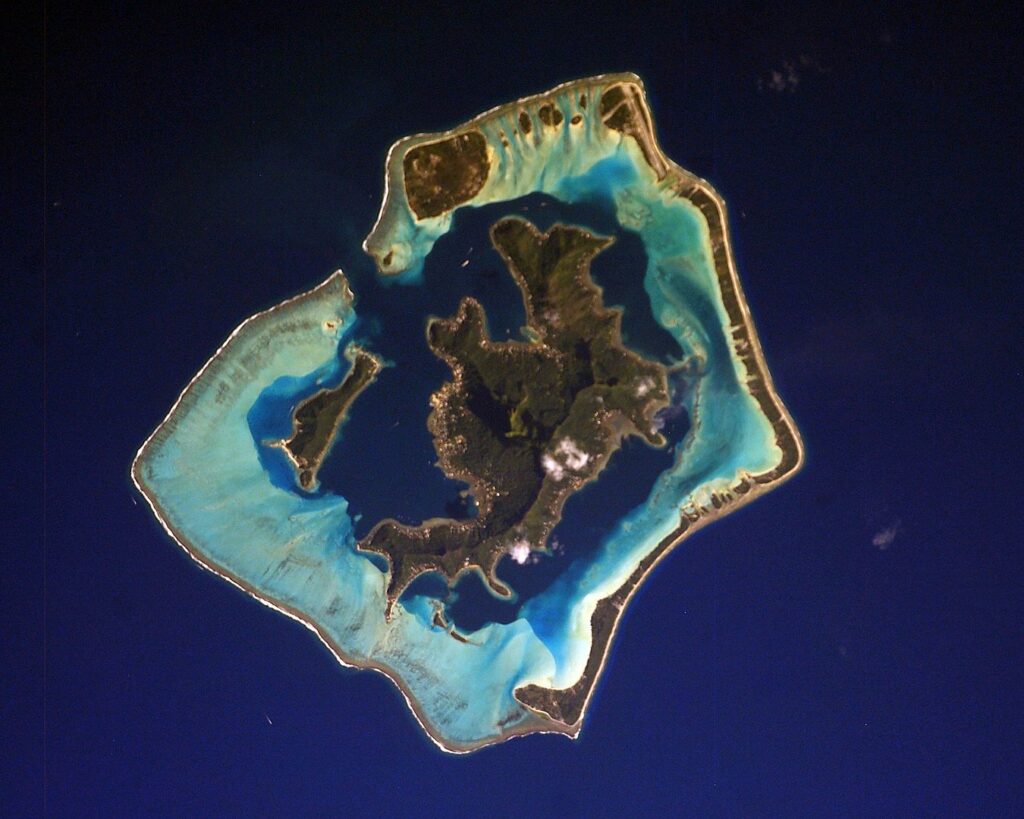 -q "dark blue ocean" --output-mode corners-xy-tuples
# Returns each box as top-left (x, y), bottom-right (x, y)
(31, 3), (1023, 815)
